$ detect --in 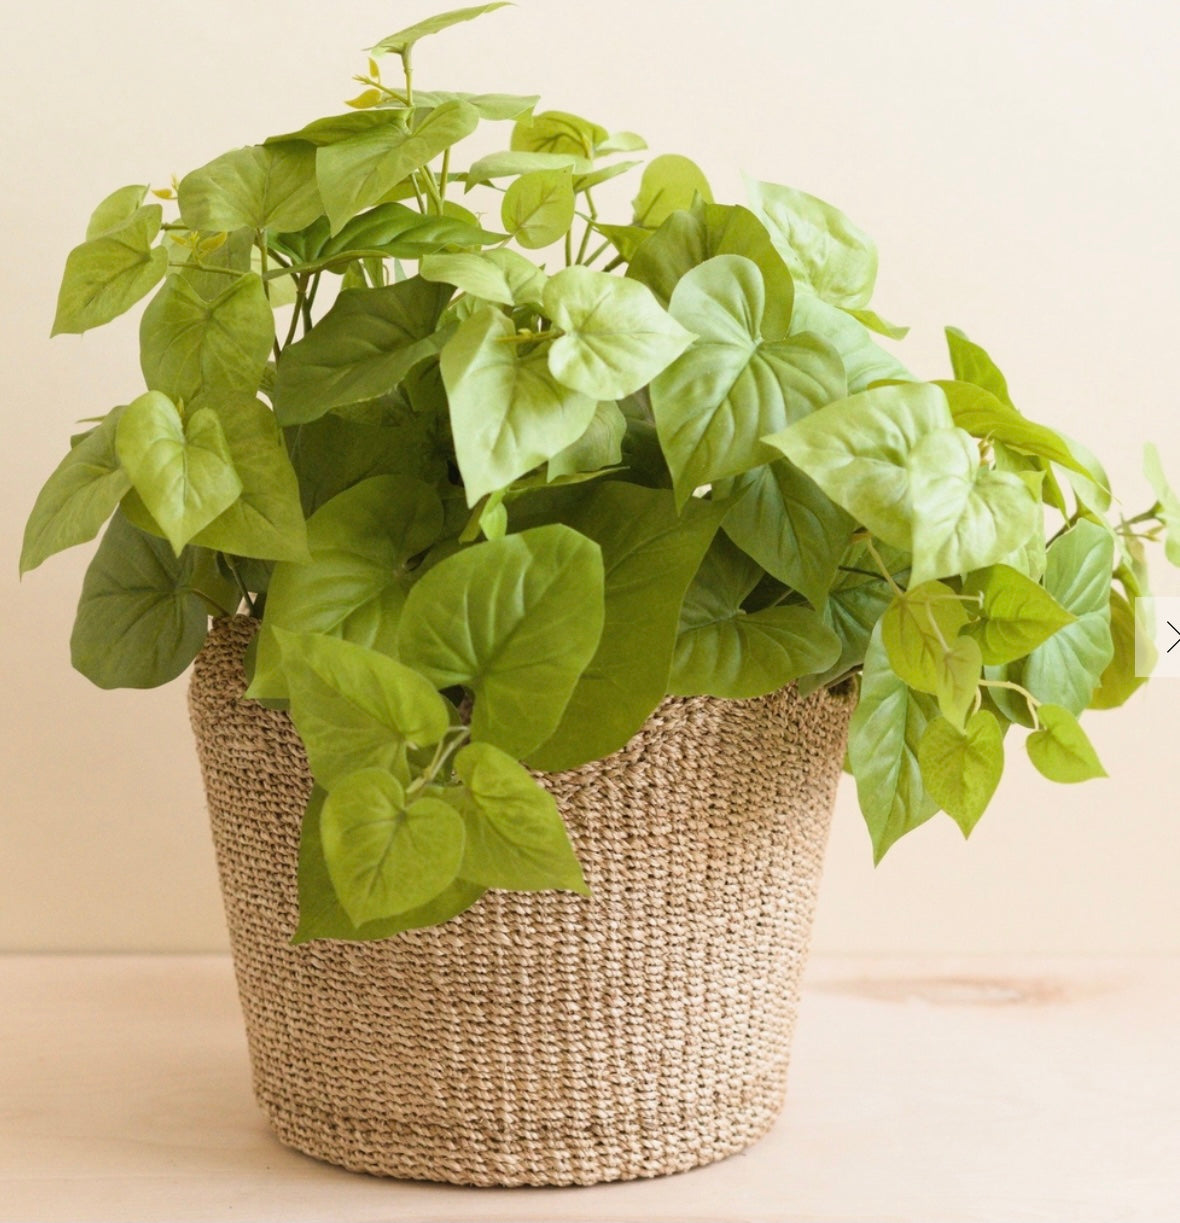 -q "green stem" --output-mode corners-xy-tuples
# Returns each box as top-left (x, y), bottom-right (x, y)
(564, 228), (573, 266)
(582, 238), (612, 266)
(401, 52), (413, 106)
(863, 536), (905, 597)
(979, 678), (1043, 727)
(575, 188), (598, 264)
(221, 556), (256, 616)
(439, 148), (451, 207)
(282, 275), (309, 350)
